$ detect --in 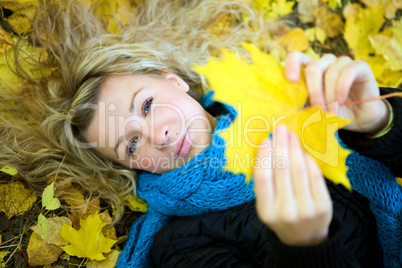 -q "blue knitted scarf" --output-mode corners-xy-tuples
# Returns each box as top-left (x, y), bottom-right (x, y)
(117, 92), (402, 268)
(342, 141), (402, 268)
(116, 92), (255, 267)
